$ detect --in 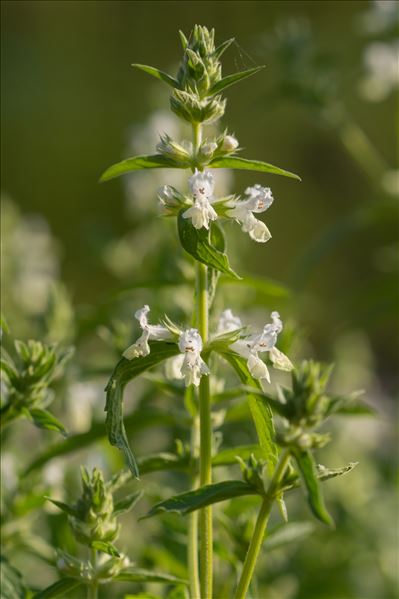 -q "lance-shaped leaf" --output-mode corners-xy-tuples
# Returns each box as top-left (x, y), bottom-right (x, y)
(100, 154), (188, 182)
(27, 408), (68, 437)
(34, 578), (82, 599)
(212, 37), (235, 60)
(144, 480), (259, 519)
(131, 64), (179, 88)
(105, 341), (180, 478)
(217, 350), (278, 476)
(113, 490), (143, 516)
(210, 156), (301, 181)
(114, 569), (187, 585)
(292, 449), (334, 527)
(178, 213), (241, 280)
(281, 461), (358, 494)
(209, 66), (264, 95)
(45, 497), (76, 517)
